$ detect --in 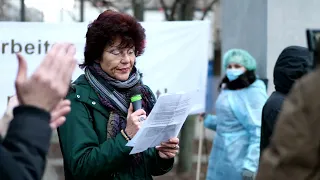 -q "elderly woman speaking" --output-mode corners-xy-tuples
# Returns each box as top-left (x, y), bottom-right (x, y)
(58, 10), (179, 180)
